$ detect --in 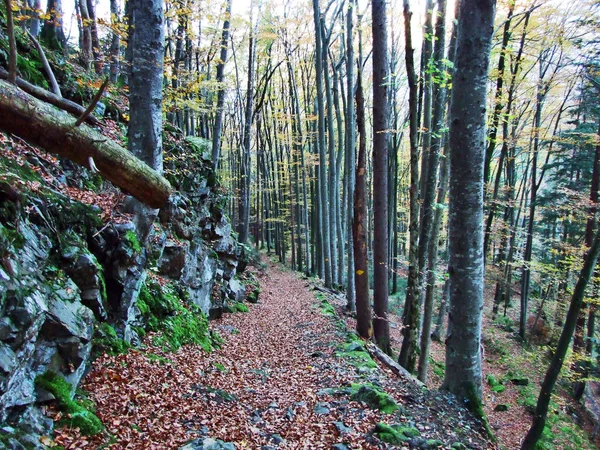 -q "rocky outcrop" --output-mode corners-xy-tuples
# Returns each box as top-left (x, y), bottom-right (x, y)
(0, 133), (248, 446)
